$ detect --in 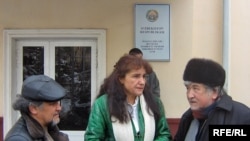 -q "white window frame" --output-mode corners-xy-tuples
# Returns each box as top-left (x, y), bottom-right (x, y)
(3, 29), (106, 138)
